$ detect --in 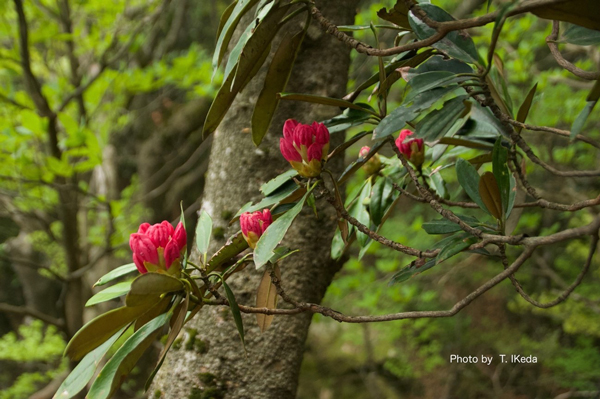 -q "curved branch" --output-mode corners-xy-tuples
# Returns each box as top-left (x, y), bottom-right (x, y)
(508, 119), (600, 150)
(546, 21), (600, 81)
(502, 232), (598, 308)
